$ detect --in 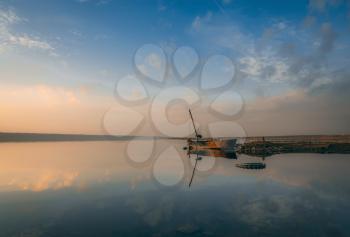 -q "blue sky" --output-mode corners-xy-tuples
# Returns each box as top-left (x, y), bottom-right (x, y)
(0, 0), (349, 135)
